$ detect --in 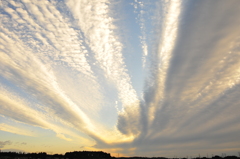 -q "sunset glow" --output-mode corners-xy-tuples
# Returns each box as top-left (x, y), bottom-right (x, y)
(1, 0), (240, 157)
